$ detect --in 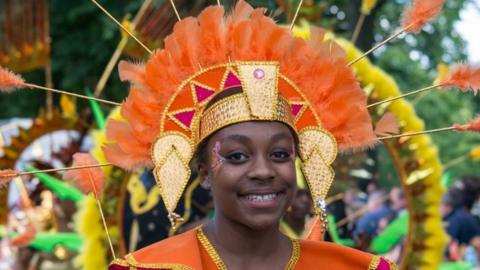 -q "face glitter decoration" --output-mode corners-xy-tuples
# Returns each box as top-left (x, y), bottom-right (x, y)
(211, 141), (225, 172)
